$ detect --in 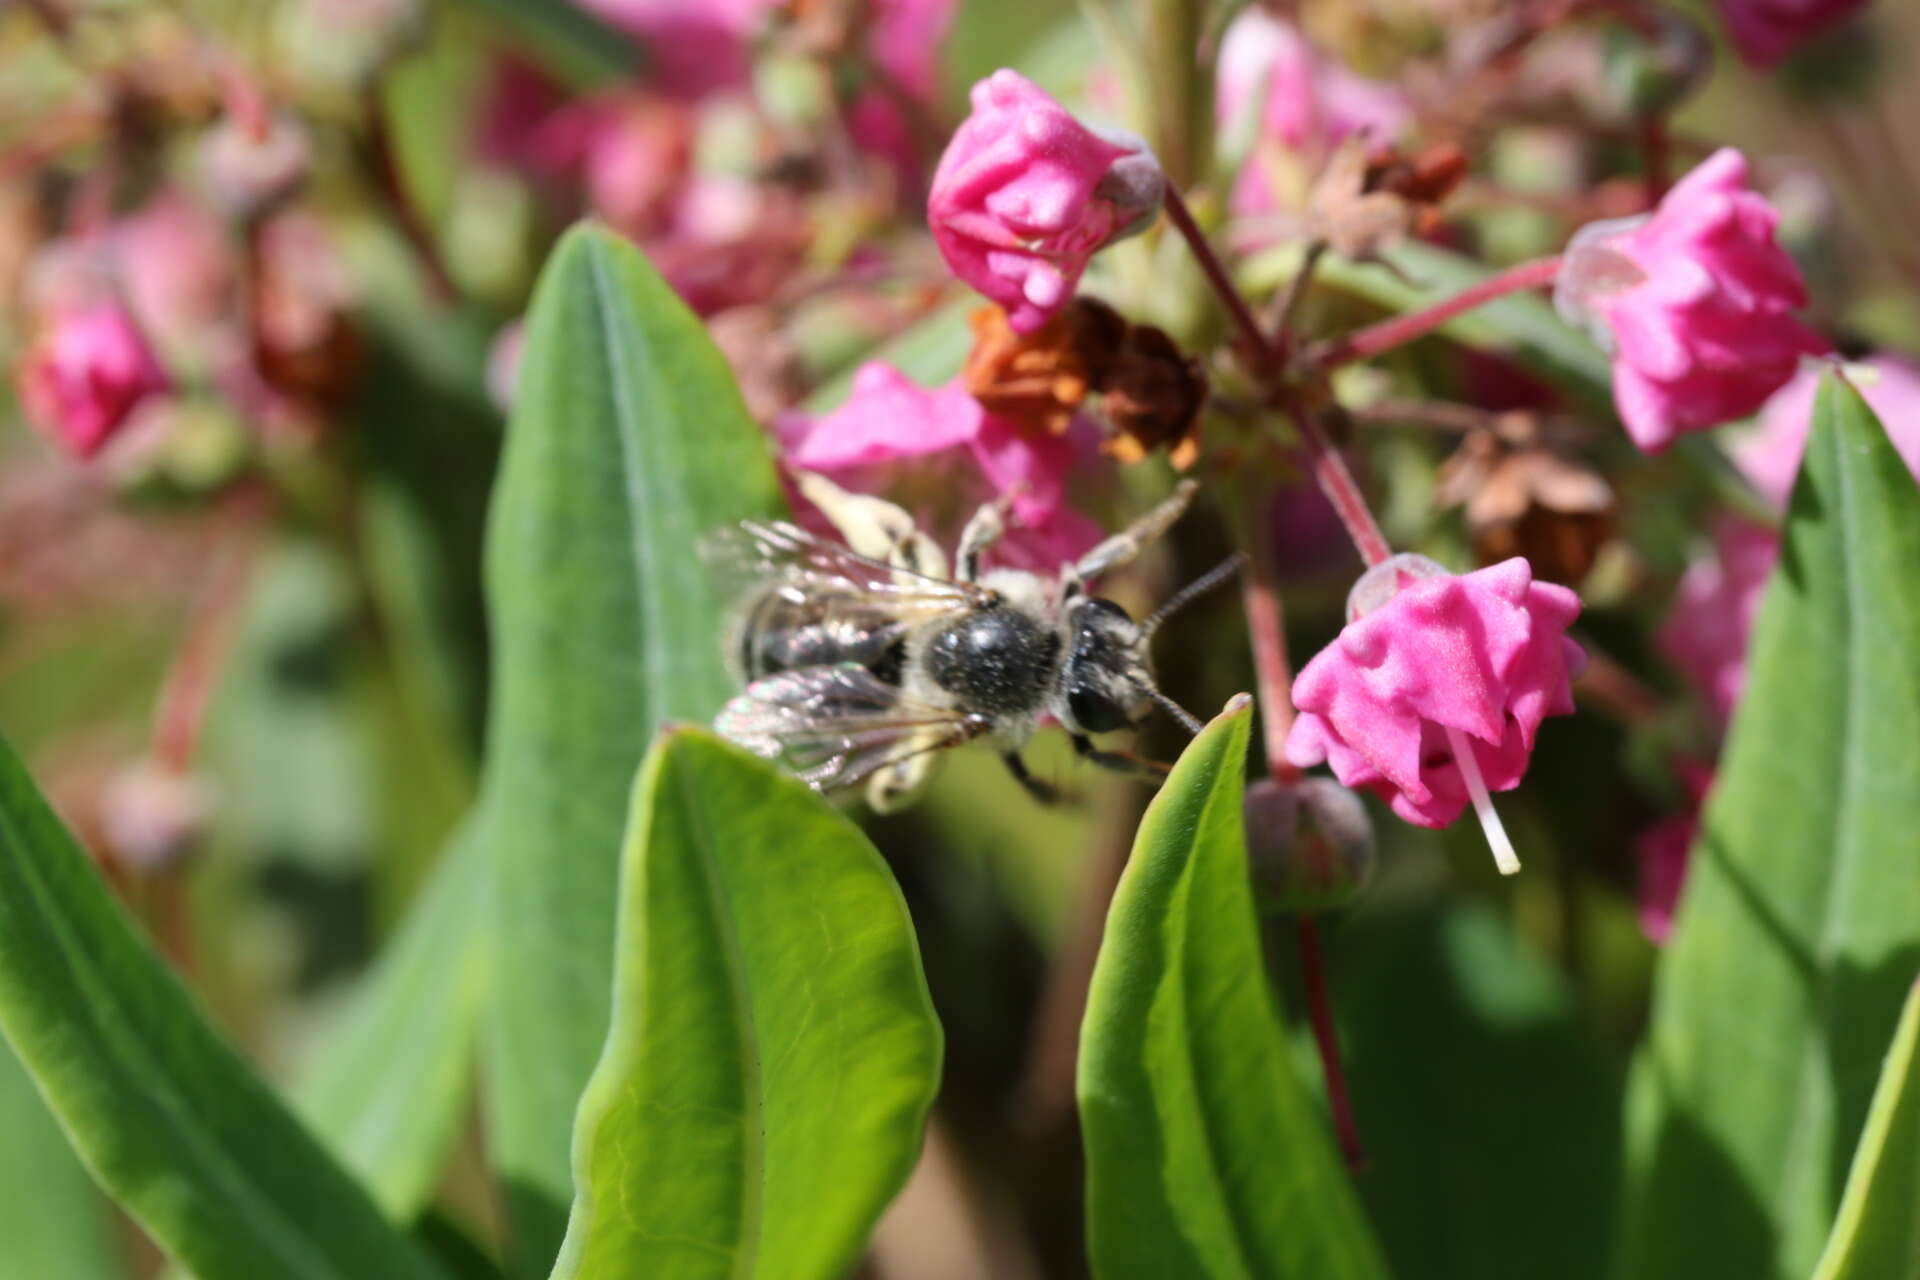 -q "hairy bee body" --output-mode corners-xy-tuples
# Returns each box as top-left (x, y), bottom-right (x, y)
(711, 475), (1212, 809)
